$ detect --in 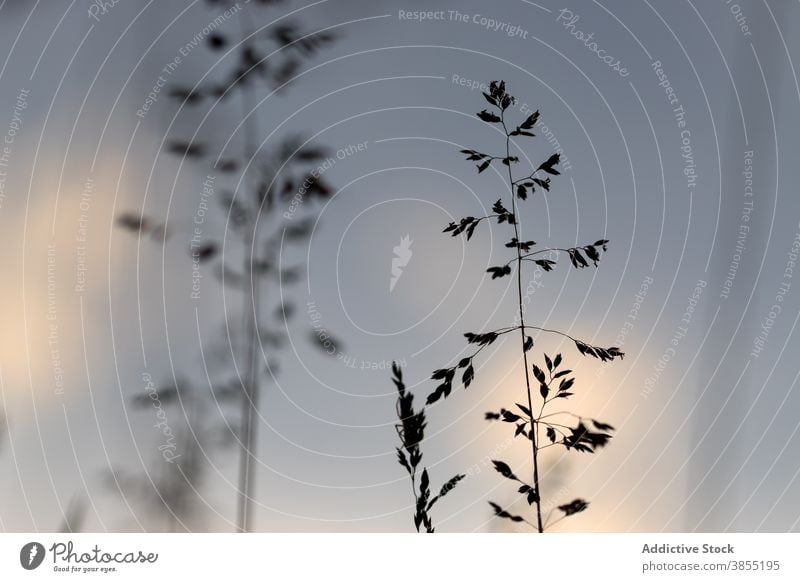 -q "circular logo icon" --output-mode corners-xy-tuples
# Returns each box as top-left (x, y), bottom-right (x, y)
(19, 542), (45, 570)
